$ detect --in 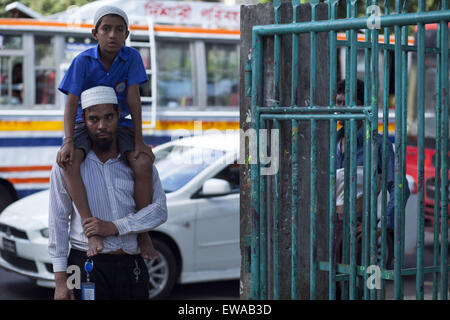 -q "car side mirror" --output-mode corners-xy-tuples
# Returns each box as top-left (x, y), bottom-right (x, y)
(201, 178), (231, 197)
